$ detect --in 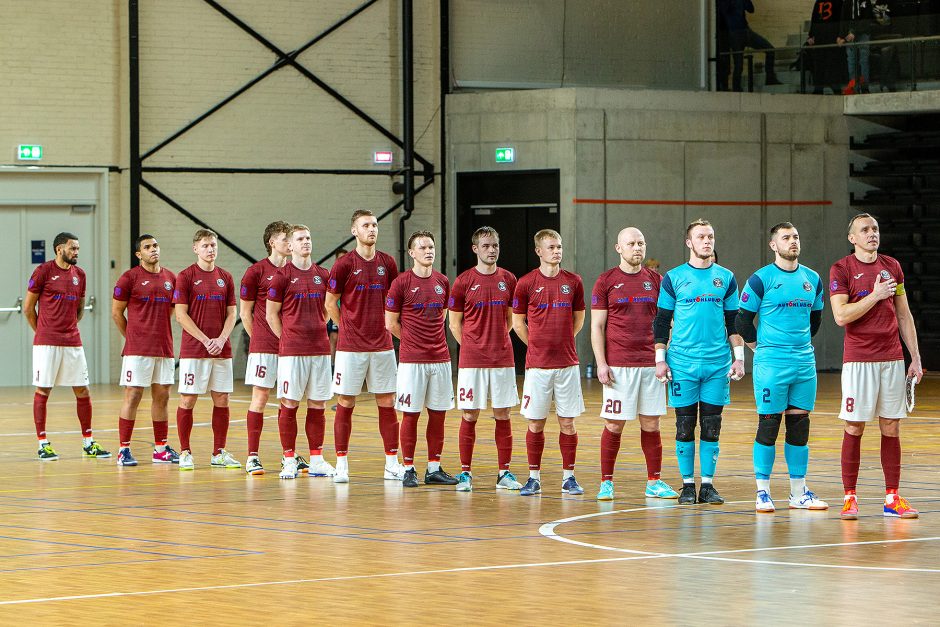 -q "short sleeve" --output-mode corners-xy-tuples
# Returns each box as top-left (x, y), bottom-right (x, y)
(894, 258), (906, 287)
(591, 275), (608, 310)
(657, 272), (676, 310)
(723, 274), (740, 310)
(572, 277), (585, 311)
(443, 276), (451, 301)
(173, 271), (190, 305)
(225, 272), (236, 307)
(829, 261), (848, 296)
(113, 271), (132, 302)
(78, 270), (87, 298)
(240, 266), (257, 301)
(267, 274), (287, 303)
(739, 274), (763, 312)
(385, 276), (403, 313)
(27, 265), (44, 294)
(448, 275), (466, 312)
(328, 256), (349, 295)
(506, 272), (518, 298)
(386, 255), (399, 284)
(512, 277), (528, 315)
